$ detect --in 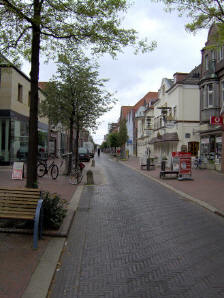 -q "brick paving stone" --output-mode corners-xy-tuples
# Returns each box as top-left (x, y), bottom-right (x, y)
(49, 154), (224, 298)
